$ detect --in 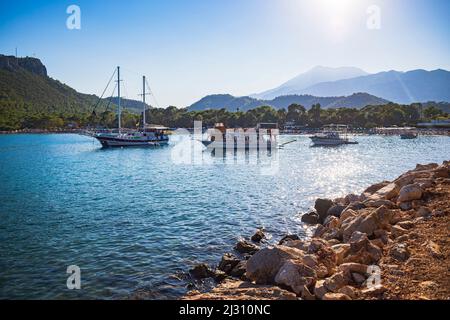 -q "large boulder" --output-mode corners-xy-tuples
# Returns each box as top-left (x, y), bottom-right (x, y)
(397, 184), (422, 203)
(363, 181), (390, 195)
(315, 198), (334, 222)
(324, 272), (346, 292)
(246, 245), (305, 284)
(341, 206), (393, 241)
(368, 183), (399, 200)
(274, 259), (317, 295)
